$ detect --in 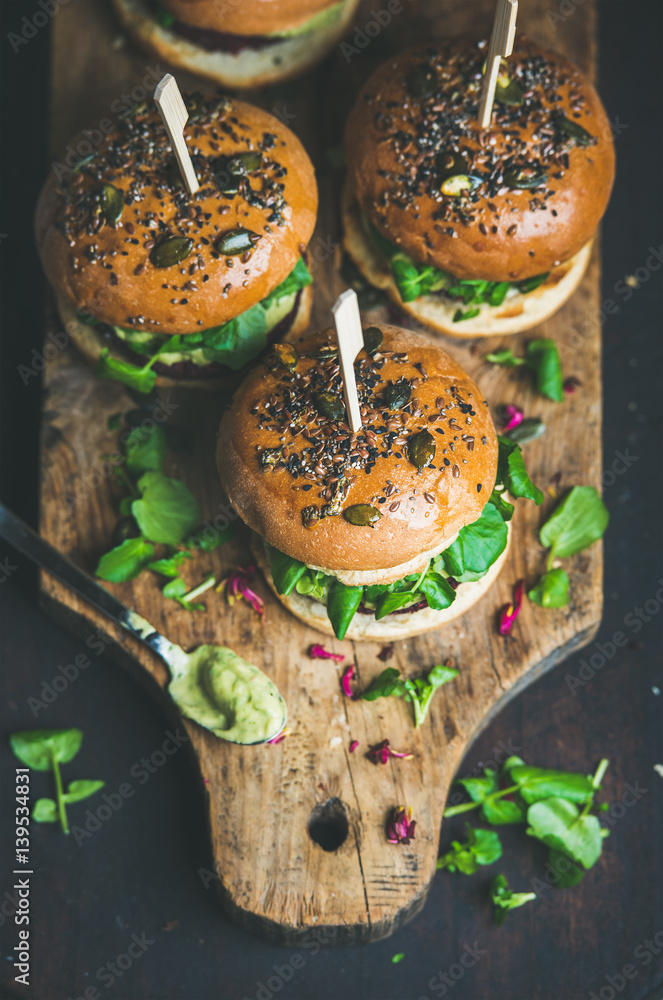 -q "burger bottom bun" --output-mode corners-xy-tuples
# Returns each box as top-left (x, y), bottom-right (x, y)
(112, 0), (361, 89)
(55, 286), (312, 391)
(253, 523), (511, 641)
(342, 186), (593, 338)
